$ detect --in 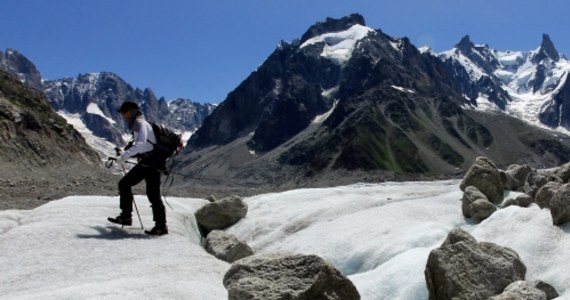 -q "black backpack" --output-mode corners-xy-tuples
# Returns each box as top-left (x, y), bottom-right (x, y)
(148, 122), (183, 159)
